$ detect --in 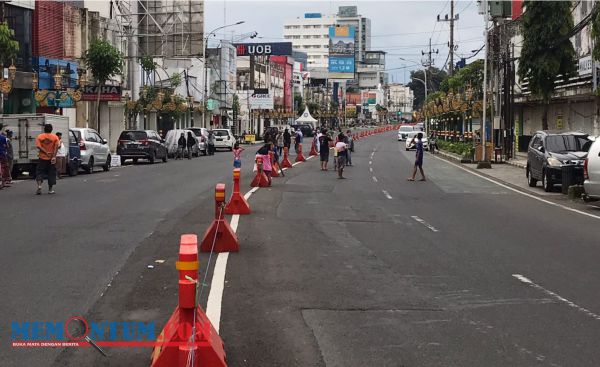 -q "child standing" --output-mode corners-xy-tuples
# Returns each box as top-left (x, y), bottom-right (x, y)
(257, 143), (273, 186)
(233, 143), (244, 168)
